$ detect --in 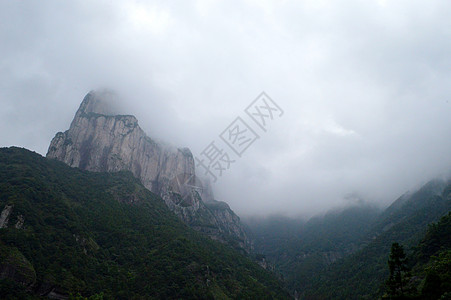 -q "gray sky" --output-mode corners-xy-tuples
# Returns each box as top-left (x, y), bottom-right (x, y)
(1, 0), (451, 217)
